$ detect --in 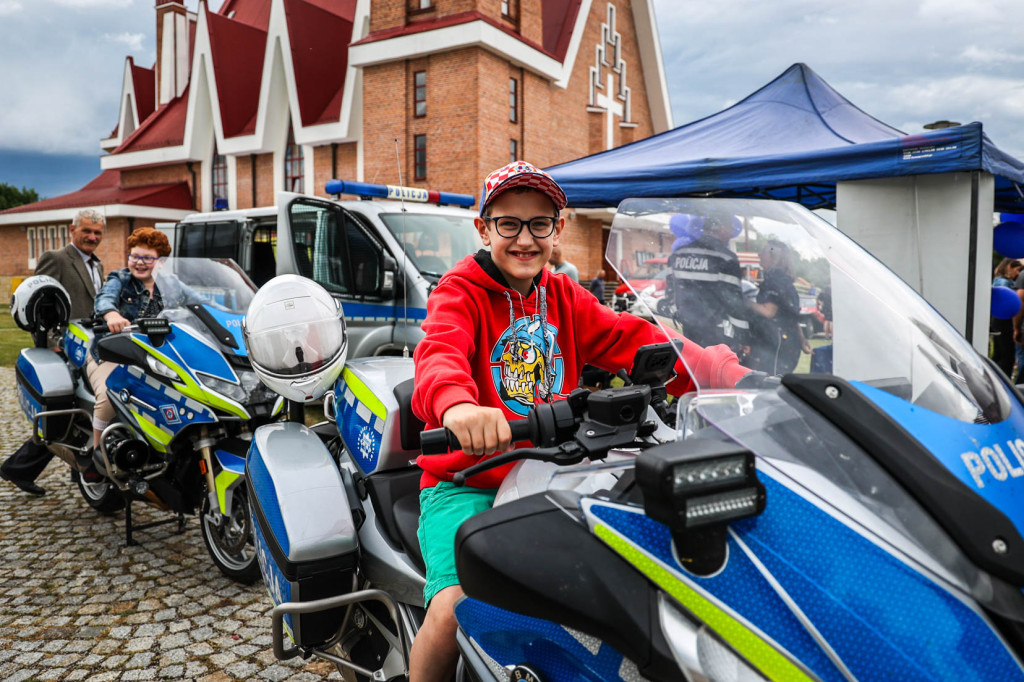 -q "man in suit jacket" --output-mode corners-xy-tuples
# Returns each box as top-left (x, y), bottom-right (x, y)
(0, 209), (105, 495)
